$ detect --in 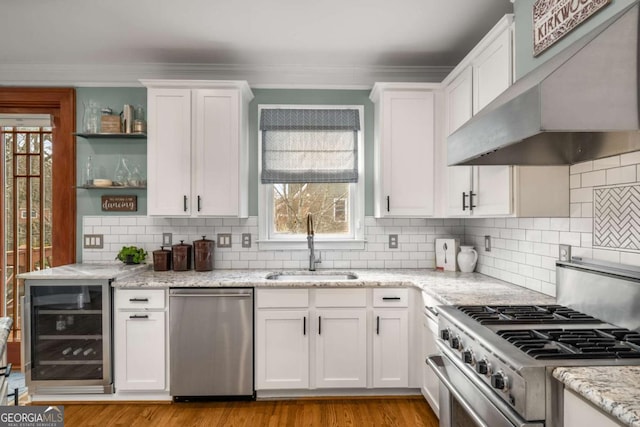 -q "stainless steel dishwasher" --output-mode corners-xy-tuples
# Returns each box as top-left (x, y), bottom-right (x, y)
(169, 288), (254, 400)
